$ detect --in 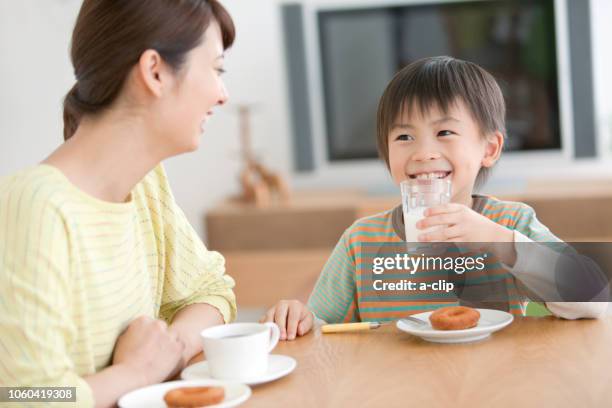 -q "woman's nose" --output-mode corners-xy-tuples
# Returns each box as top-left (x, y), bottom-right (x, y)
(217, 81), (229, 106)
